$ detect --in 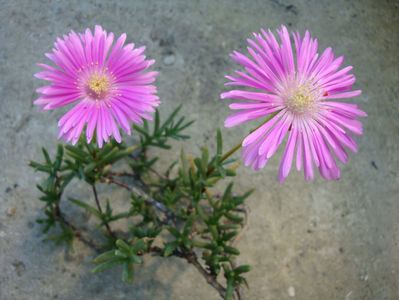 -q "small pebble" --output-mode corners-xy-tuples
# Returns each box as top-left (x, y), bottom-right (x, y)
(288, 286), (295, 297)
(163, 54), (175, 65)
(8, 207), (16, 216)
